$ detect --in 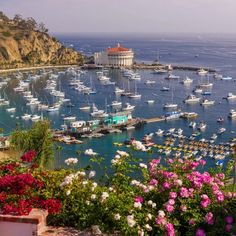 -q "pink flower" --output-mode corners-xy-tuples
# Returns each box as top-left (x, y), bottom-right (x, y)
(168, 159), (174, 164)
(134, 196), (144, 203)
(165, 204), (174, 213)
(163, 182), (170, 189)
(199, 160), (206, 165)
(225, 216), (233, 224)
(189, 219), (195, 225)
(149, 179), (158, 186)
(180, 187), (189, 198)
(156, 216), (167, 226)
(205, 212), (214, 225)
(180, 205), (187, 212)
(168, 199), (175, 205)
(225, 224), (232, 232)
(196, 229), (205, 236)
(216, 193), (224, 202)
(169, 192), (177, 199)
(165, 222), (175, 236)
